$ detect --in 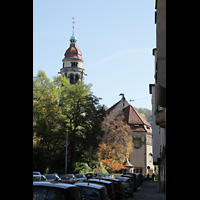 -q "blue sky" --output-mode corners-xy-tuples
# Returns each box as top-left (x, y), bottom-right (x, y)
(33, 0), (156, 109)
